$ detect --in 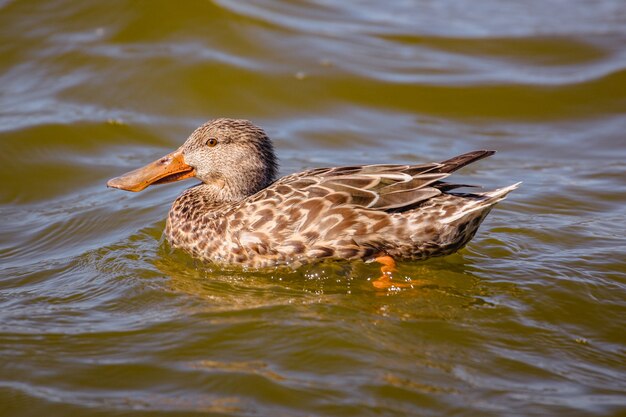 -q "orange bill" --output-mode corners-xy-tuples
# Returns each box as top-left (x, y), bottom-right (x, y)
(107, 149), (195, 192)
